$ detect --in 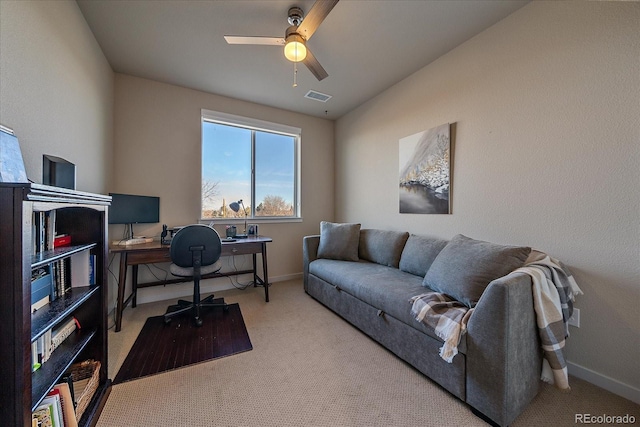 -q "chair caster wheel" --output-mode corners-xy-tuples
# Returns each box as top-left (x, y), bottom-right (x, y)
(194, 317), (203, 327)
